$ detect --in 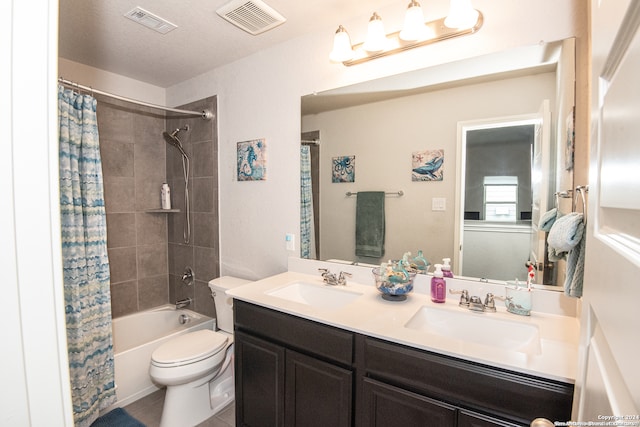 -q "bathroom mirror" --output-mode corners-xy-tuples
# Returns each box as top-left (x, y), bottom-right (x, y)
(300, 38), (575, 288)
